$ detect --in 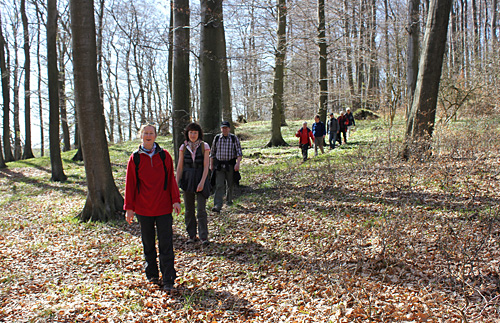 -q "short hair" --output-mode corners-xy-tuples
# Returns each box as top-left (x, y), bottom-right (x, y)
(346, 108), (351, 112)
(139, 123), (157, 136)
(303, 121), (308, 125)
(184, 122), (203, 141)
(315, 114), (320, 119)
